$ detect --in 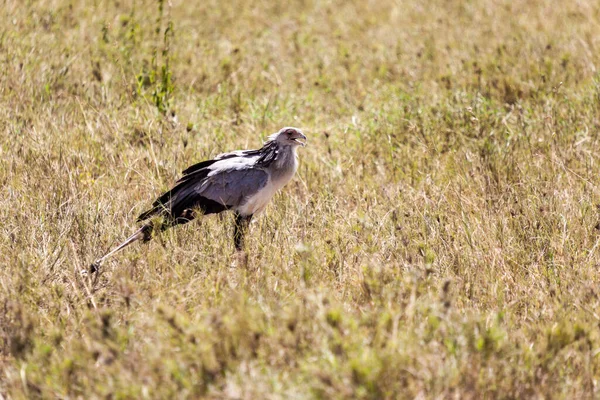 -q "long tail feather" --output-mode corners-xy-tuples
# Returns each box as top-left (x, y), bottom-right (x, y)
(90, 225), (153, 273)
